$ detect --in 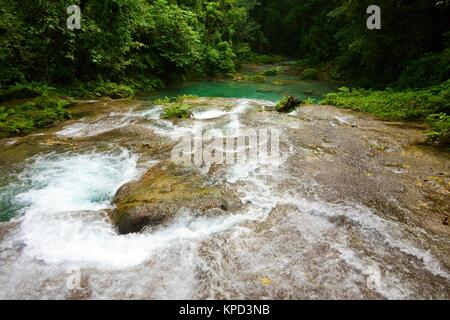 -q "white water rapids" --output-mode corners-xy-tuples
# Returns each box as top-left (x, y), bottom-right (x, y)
(0, 98), (448, 299)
